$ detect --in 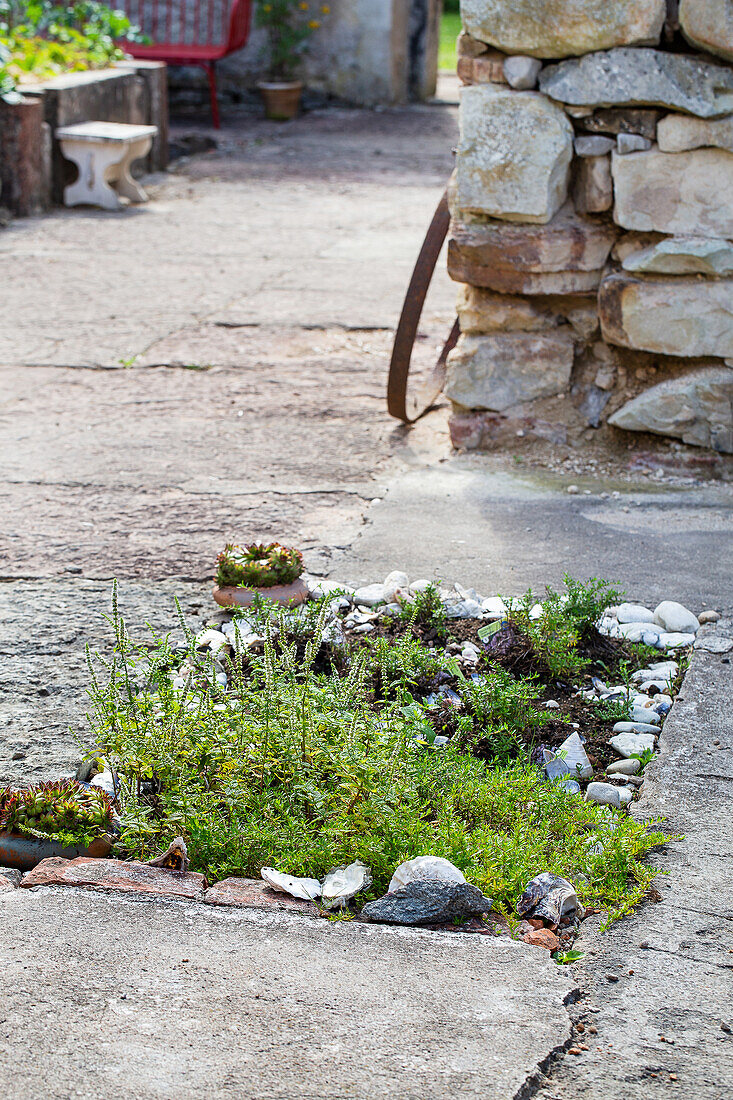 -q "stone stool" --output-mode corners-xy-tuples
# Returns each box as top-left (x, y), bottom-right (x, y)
(56, 121), (158, 211)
